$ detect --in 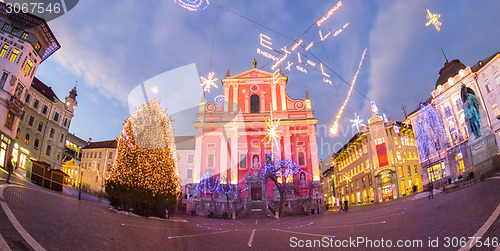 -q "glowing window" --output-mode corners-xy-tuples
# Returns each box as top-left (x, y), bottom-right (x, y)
(23, 60), (32, 75)
(9, 48), (19, 62)
(0, 44), (8, 58)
